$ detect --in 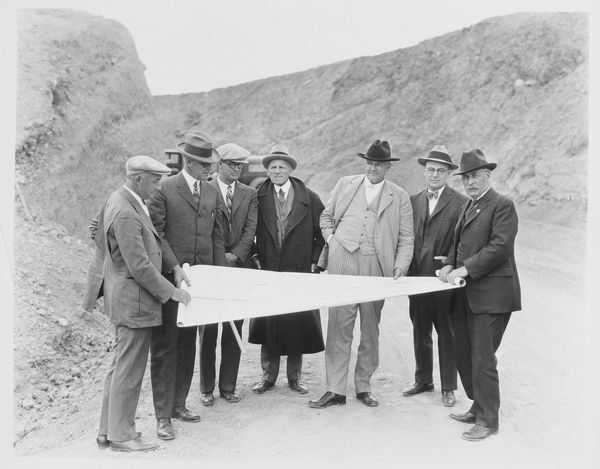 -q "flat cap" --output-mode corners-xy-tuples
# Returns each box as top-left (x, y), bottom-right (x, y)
(217, 143), (250, 163)
(125, 155), (172, 176)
